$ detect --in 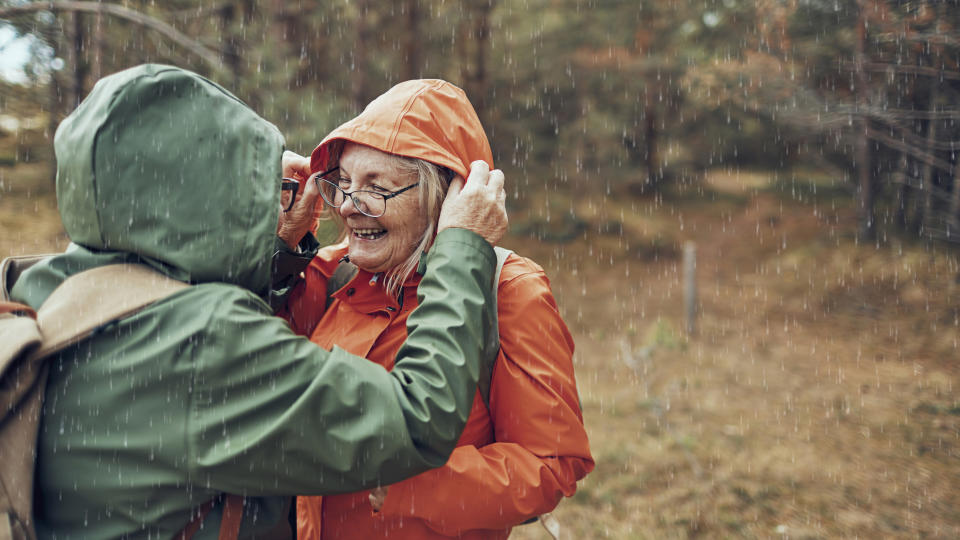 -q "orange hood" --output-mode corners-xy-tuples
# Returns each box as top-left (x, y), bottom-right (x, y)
(310, 79), (493, 180)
